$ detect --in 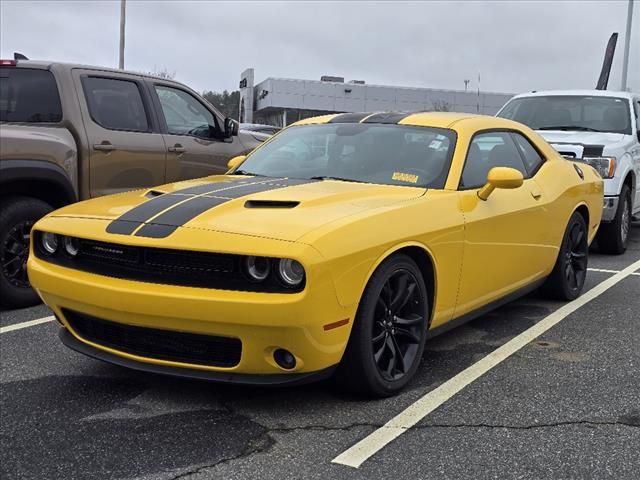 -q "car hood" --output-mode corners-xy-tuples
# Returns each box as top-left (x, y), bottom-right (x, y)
(51, 175), (426, 242)
(537, 130), (626, 146)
